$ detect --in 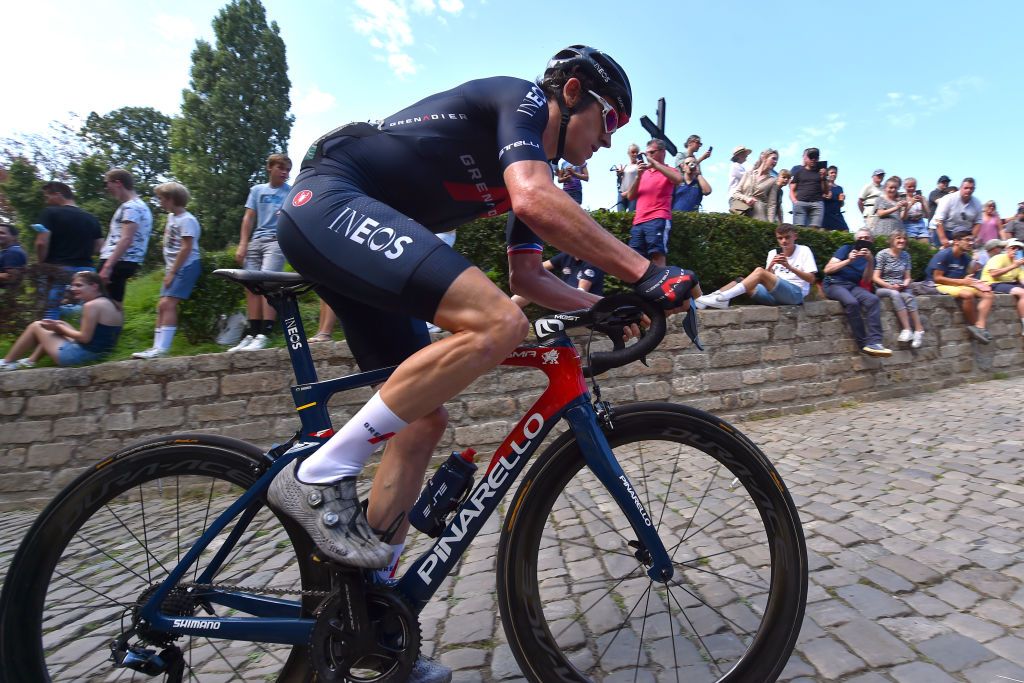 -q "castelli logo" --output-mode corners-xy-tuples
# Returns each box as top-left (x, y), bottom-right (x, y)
(292, 190), (313, 207)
